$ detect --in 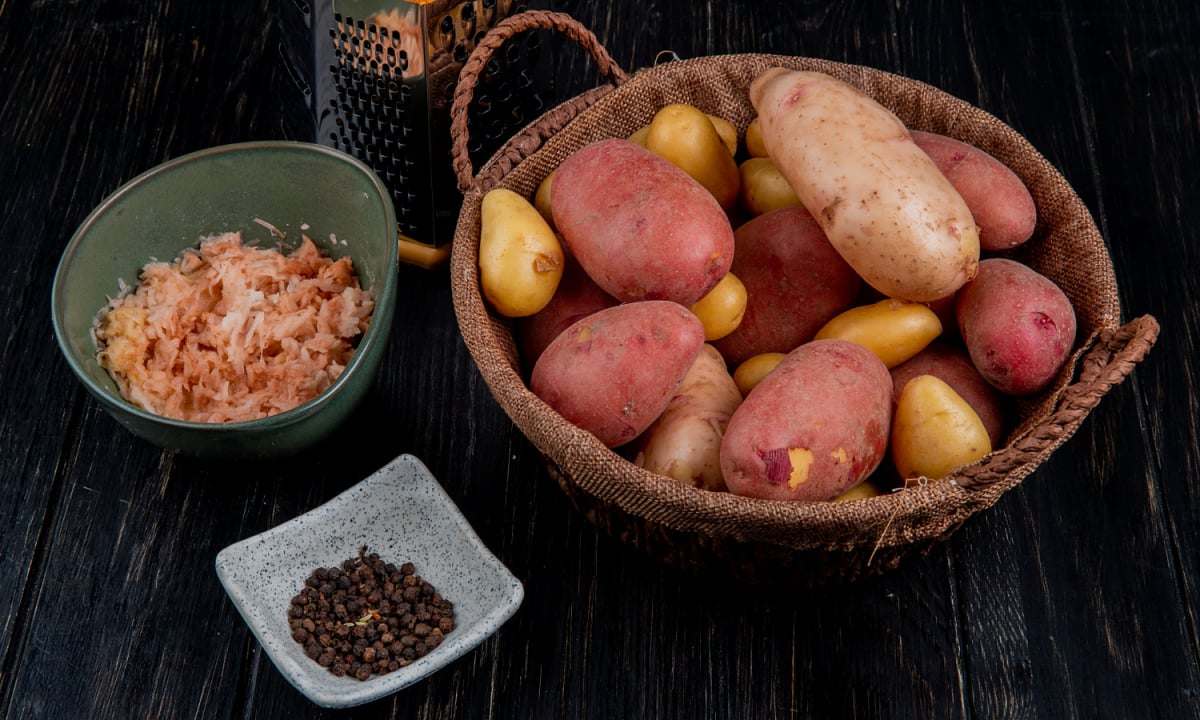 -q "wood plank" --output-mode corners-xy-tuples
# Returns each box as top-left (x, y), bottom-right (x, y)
(1066, 0), (1200, 706)
(0, 0), (284, 716)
